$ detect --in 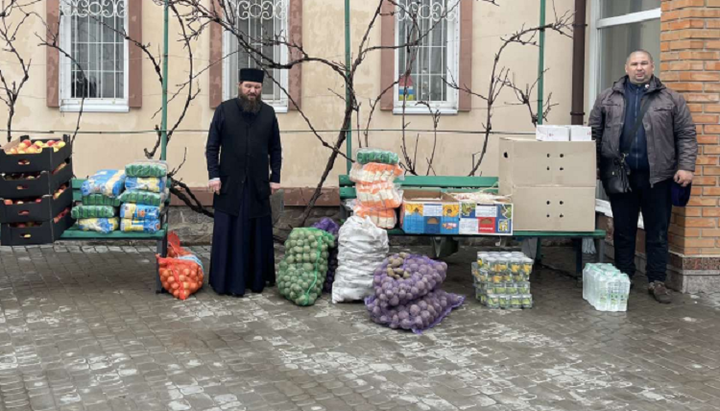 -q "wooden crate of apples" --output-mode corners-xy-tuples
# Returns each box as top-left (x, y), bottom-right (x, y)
(0, 135), (74, 245)
(6, 139), (67, 154)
